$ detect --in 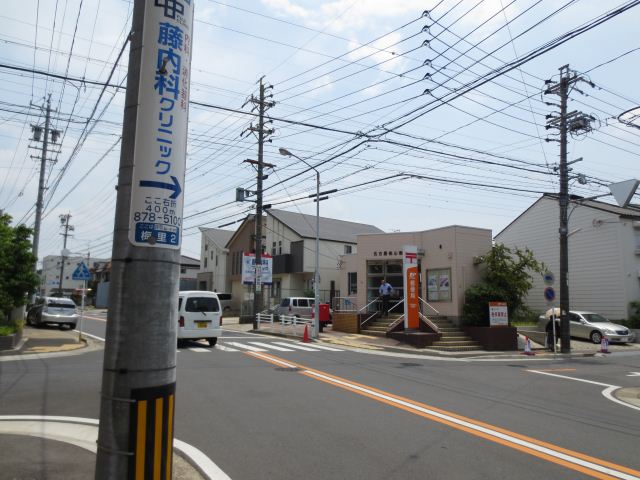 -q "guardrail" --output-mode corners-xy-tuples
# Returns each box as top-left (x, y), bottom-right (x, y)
(255, 312), (314, 338)
(419, 297), (439, 316)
